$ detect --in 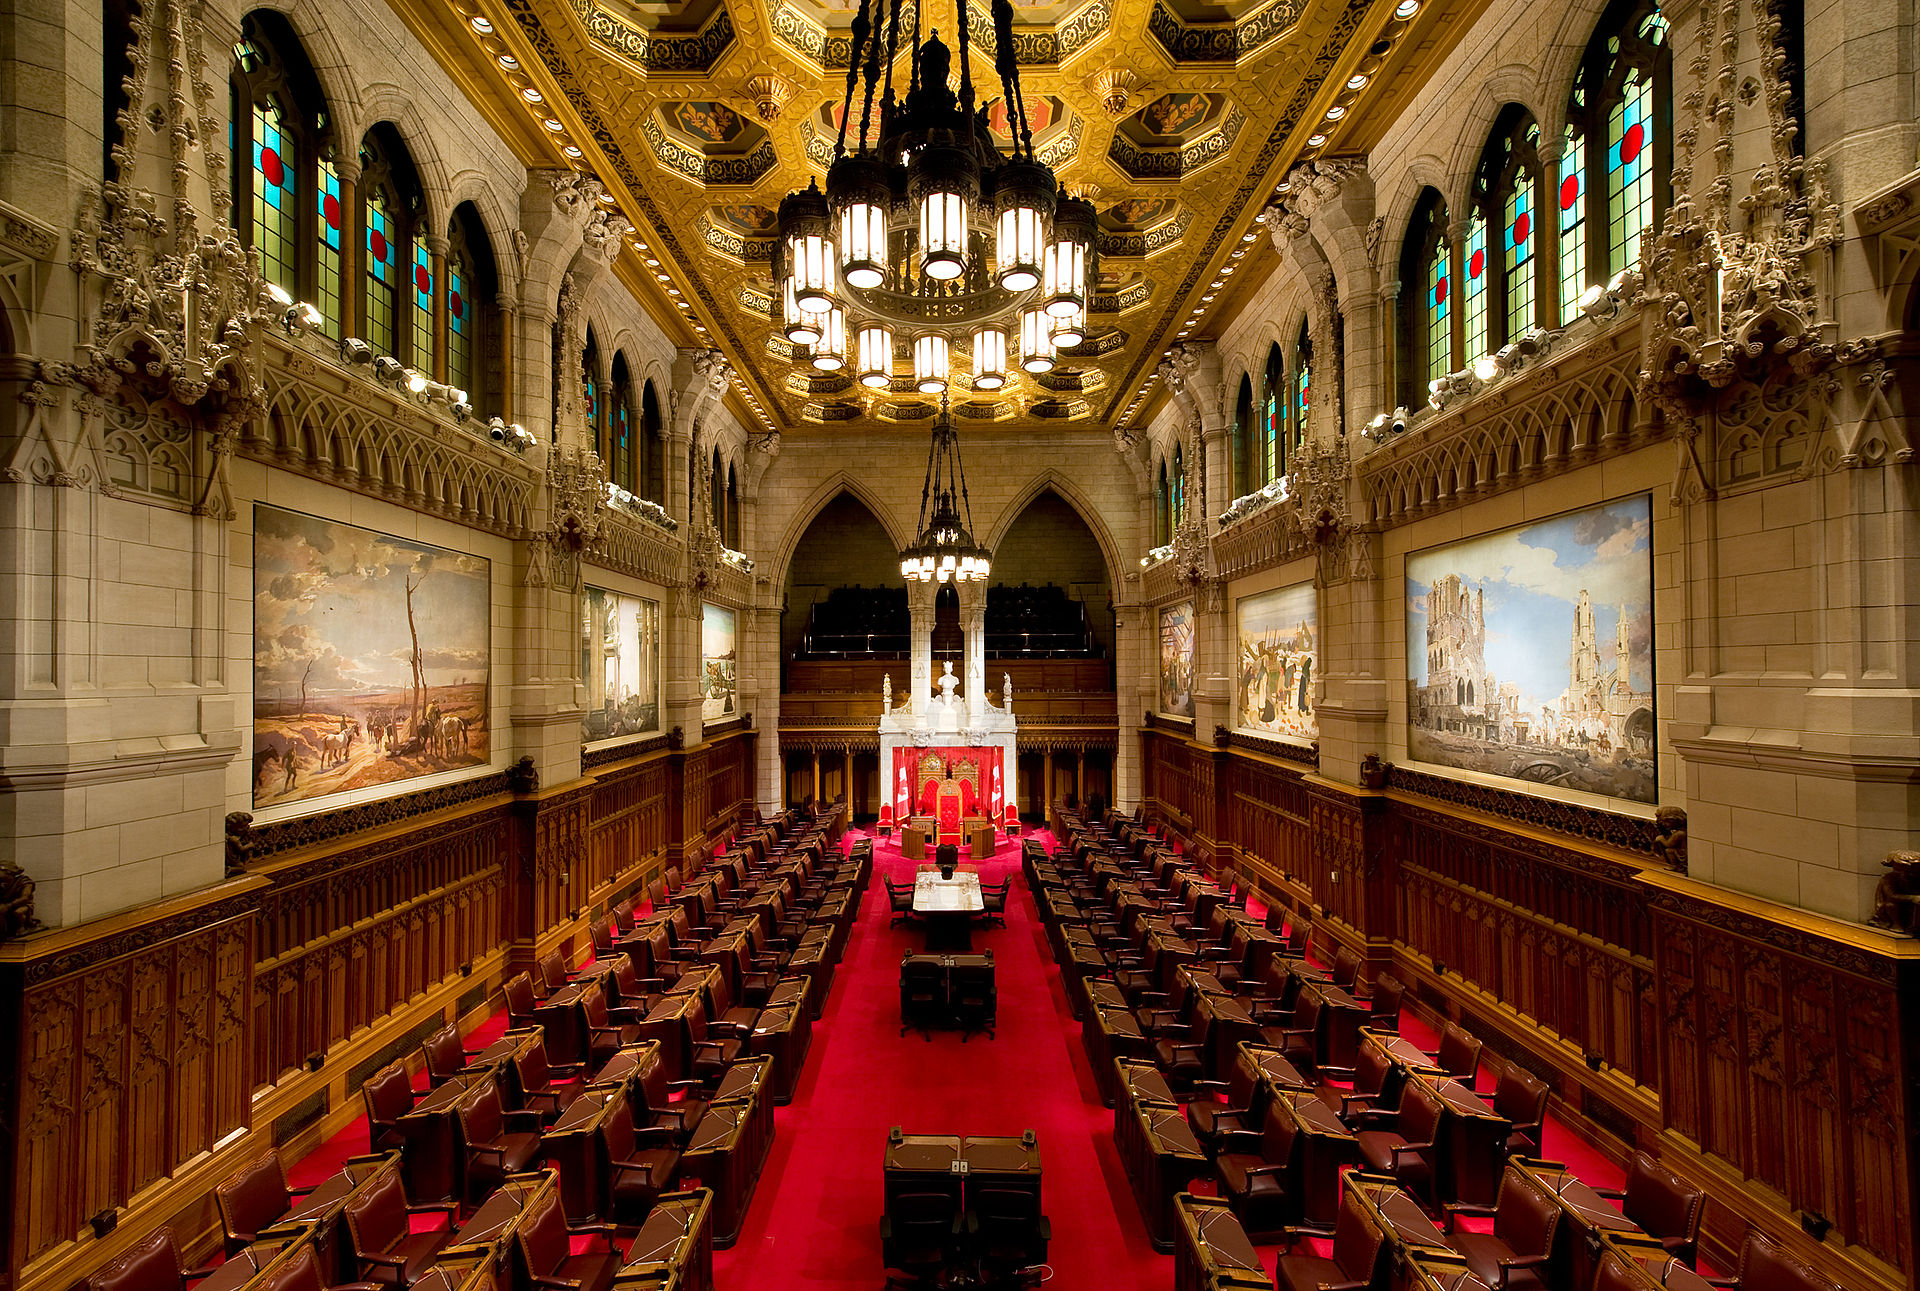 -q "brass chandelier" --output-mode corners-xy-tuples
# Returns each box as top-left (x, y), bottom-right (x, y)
(775, 0), (1096, 398)
(900, 398), (990, 582)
